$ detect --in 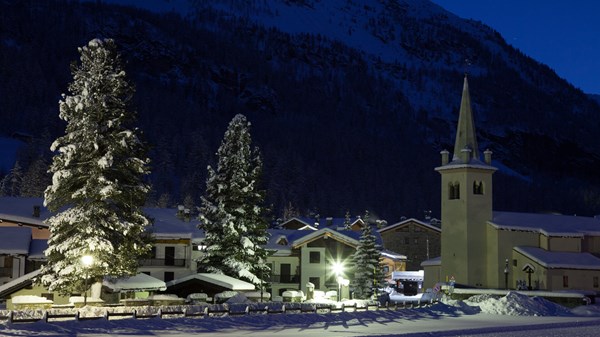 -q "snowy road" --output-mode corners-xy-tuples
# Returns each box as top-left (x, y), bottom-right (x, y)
(3, 311), (600, 337)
